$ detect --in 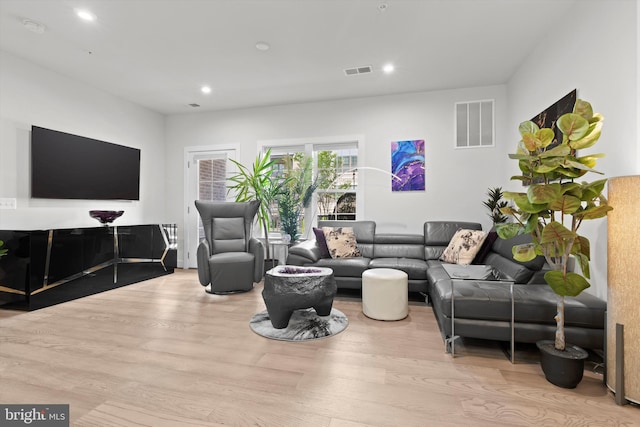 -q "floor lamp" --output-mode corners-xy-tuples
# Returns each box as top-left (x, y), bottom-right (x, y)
(606, 175), (640, 405)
